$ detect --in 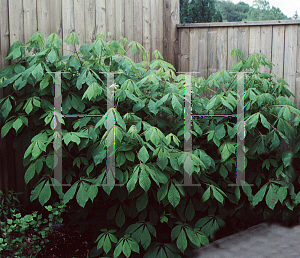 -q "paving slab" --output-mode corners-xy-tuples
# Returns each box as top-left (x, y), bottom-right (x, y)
(190, 222), (300, 257)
